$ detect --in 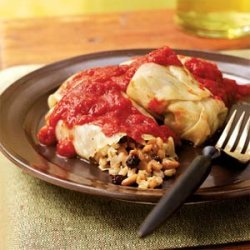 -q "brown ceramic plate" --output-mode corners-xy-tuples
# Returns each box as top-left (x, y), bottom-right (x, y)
(0, 49), (250, 204)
